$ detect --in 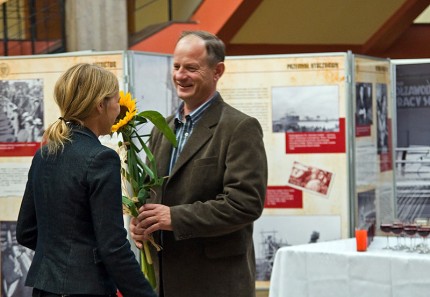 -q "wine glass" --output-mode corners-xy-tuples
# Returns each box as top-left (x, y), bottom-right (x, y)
(403, 223), (418, 252)
(391, 222), (404, 250)
(414, 218), (428, 250)
(417, 225), (430, 254)
(379, 222), (392, 249)
(414, 217), (428, 226)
